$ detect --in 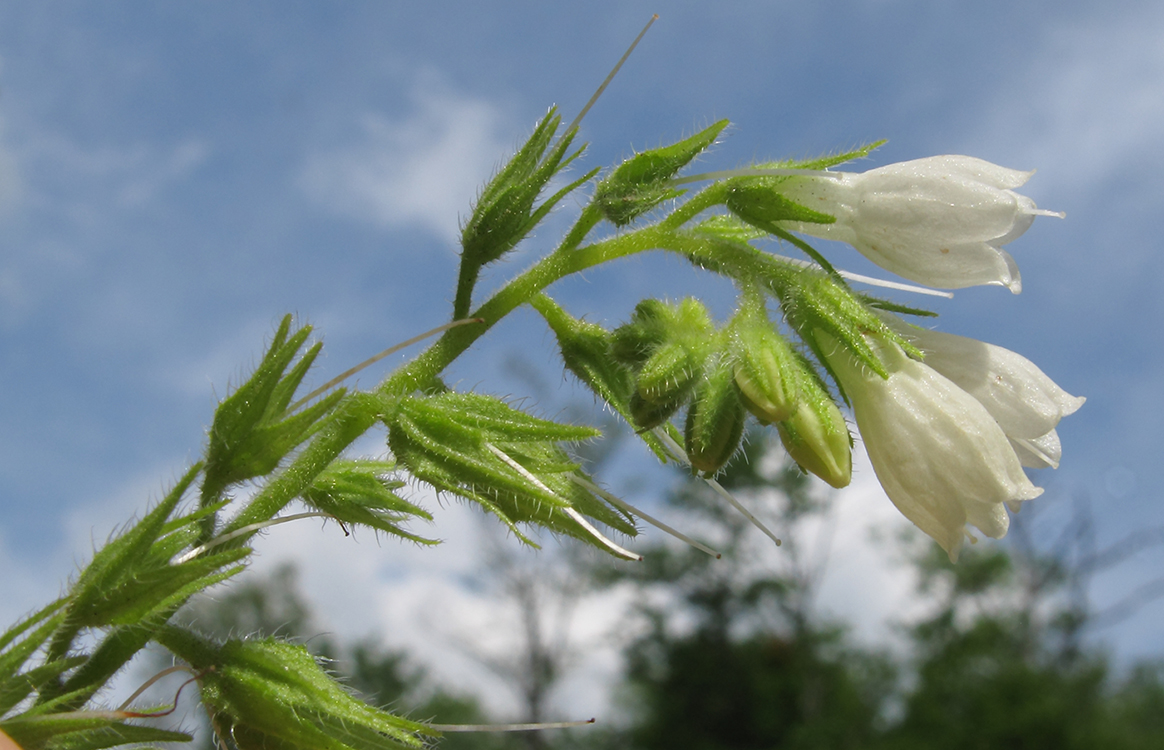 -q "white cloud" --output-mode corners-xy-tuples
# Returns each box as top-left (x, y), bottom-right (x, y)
(297, 76), (514, 246)
(983, 7), (1164, 189)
